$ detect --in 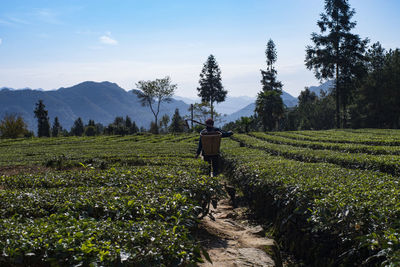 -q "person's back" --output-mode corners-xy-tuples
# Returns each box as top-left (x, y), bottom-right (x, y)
(195, 118), (233, 176)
